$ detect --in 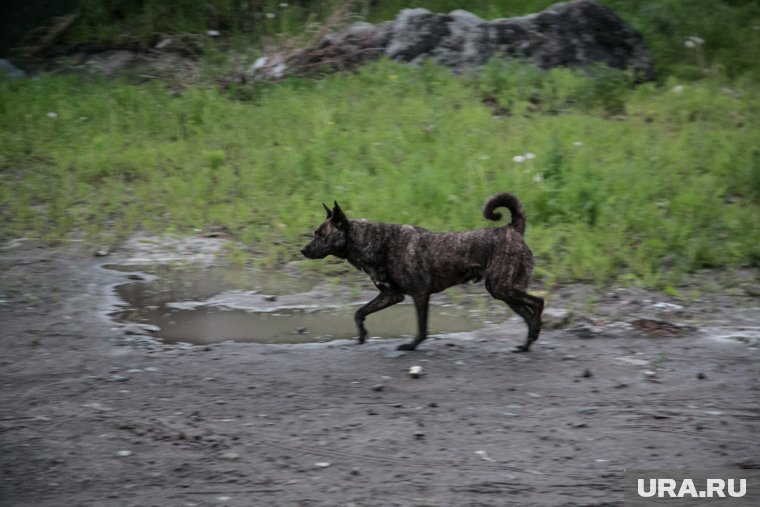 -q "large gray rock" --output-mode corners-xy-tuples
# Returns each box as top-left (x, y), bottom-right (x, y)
(253, 0), (654, 80)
